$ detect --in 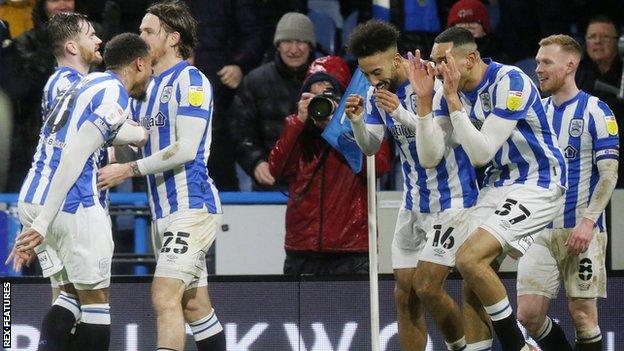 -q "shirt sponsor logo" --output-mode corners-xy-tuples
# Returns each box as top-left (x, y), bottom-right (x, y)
(564, 145), (578, 159)
(138, 112), (167, 130)
(389, 124), (415, 139)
